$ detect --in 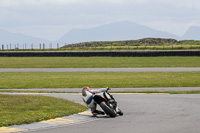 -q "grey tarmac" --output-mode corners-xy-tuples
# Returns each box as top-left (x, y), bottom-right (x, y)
(0, 67), (200, 72)
(1, 93), (200, 133)
(31, 93), (200, 133)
